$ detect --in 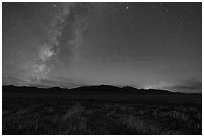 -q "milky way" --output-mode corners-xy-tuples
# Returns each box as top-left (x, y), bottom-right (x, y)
(3, 2), (202, 93)
(28, 3), (90, 82)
